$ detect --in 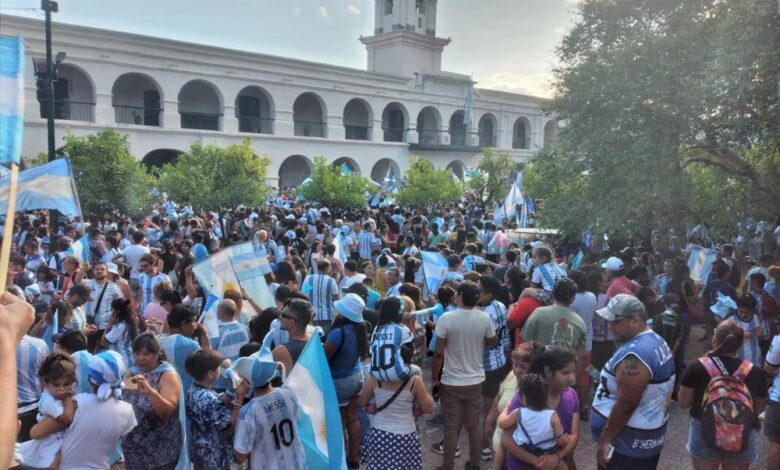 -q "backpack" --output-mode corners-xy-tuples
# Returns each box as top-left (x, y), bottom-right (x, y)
(698, 356), (755, 454)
